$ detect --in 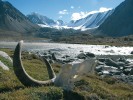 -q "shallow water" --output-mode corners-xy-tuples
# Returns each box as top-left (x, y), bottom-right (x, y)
(0, 42), (133, 58)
